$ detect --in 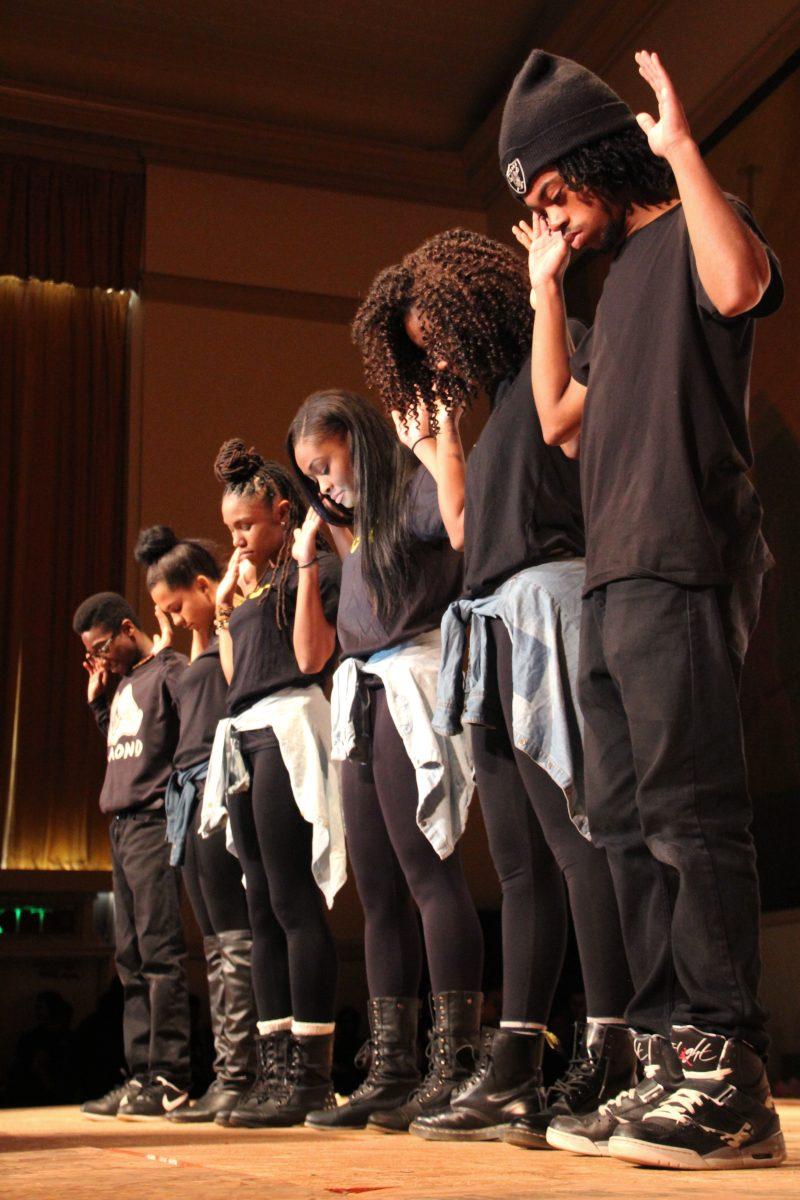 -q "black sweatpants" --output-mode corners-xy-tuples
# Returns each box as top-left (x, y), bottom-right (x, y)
(227, 728), (337, 1024)
(182, 784), (251, 937)
(579, 575), (766, 1051)
(341, 683), (483, 998)
(109, 811), (191, 1086)
(471, 618), (632, 1024)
